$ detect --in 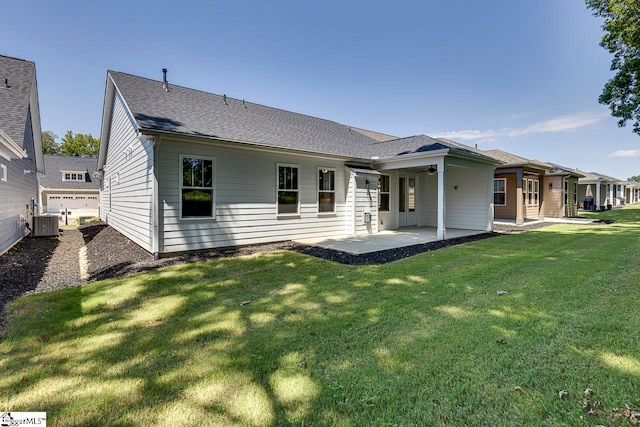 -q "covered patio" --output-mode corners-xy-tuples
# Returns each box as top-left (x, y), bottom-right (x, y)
(295, 227), (487, 255)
